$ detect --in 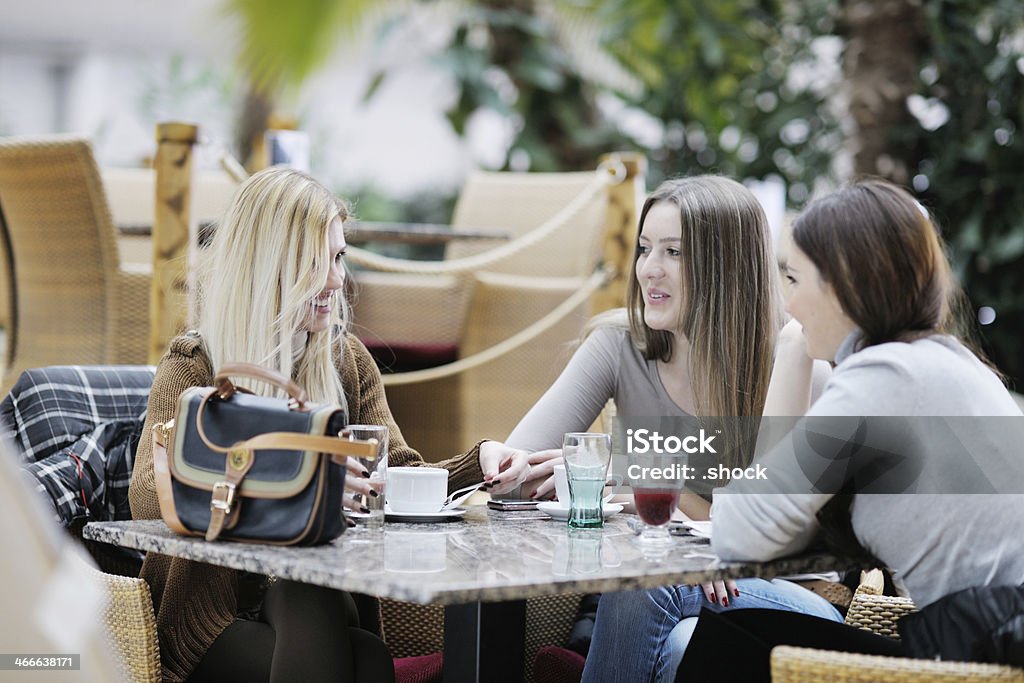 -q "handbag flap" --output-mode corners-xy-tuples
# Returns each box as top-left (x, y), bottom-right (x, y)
(169, 386), (345, 498)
